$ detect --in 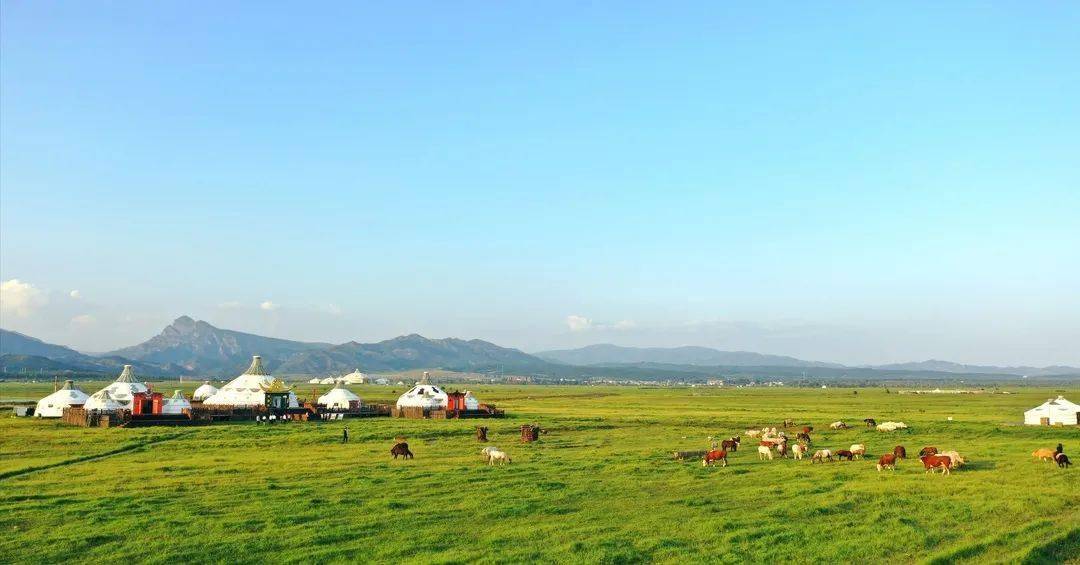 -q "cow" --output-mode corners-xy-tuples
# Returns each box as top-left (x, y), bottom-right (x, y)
(390, 442), (414, 459)
(921, 455), (952, 475)
(792, 443), (806, 460)
(703, 449), (728, 467)
(830, 421), (849, 430)
(919, 446), (938, 458)
(673, 450), (708, 461)
(811, 449), (833, 463)
(1056, 453), (1072, 468)
(721, 437), (740, 452)
(939, 450), (965, 468)
(850, 444), (866, 459)
(1032, 448), (1056, 462)
(487, 449), (511, 466)
(864, 418), (877, 428)
(835, 449), (855, 461)
(758, 445), (774, 460)
(893, 445), (907, 460)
